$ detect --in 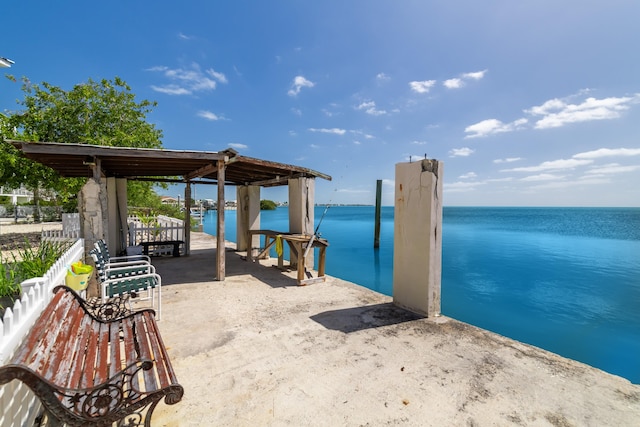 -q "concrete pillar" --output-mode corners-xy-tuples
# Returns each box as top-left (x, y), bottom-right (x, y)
(393, 159), (443, 317)
(78, 178), (107, 297)
(116, 178), (128, 253)
(288, 177), (315, 266)
(236, 185), (261, 252)
(106, 178), (118, 256)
